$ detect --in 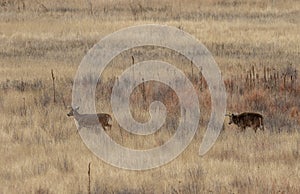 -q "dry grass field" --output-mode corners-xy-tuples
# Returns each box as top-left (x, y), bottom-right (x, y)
(0, 0), (300, 193)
